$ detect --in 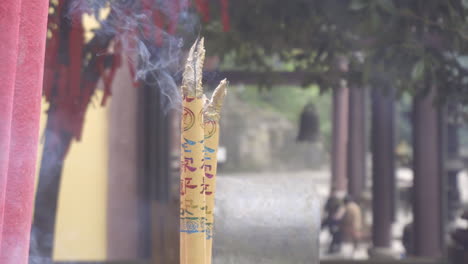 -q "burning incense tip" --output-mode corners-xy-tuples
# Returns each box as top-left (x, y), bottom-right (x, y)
(182, 38), (206, 98)
(205, 79), (228, 121)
